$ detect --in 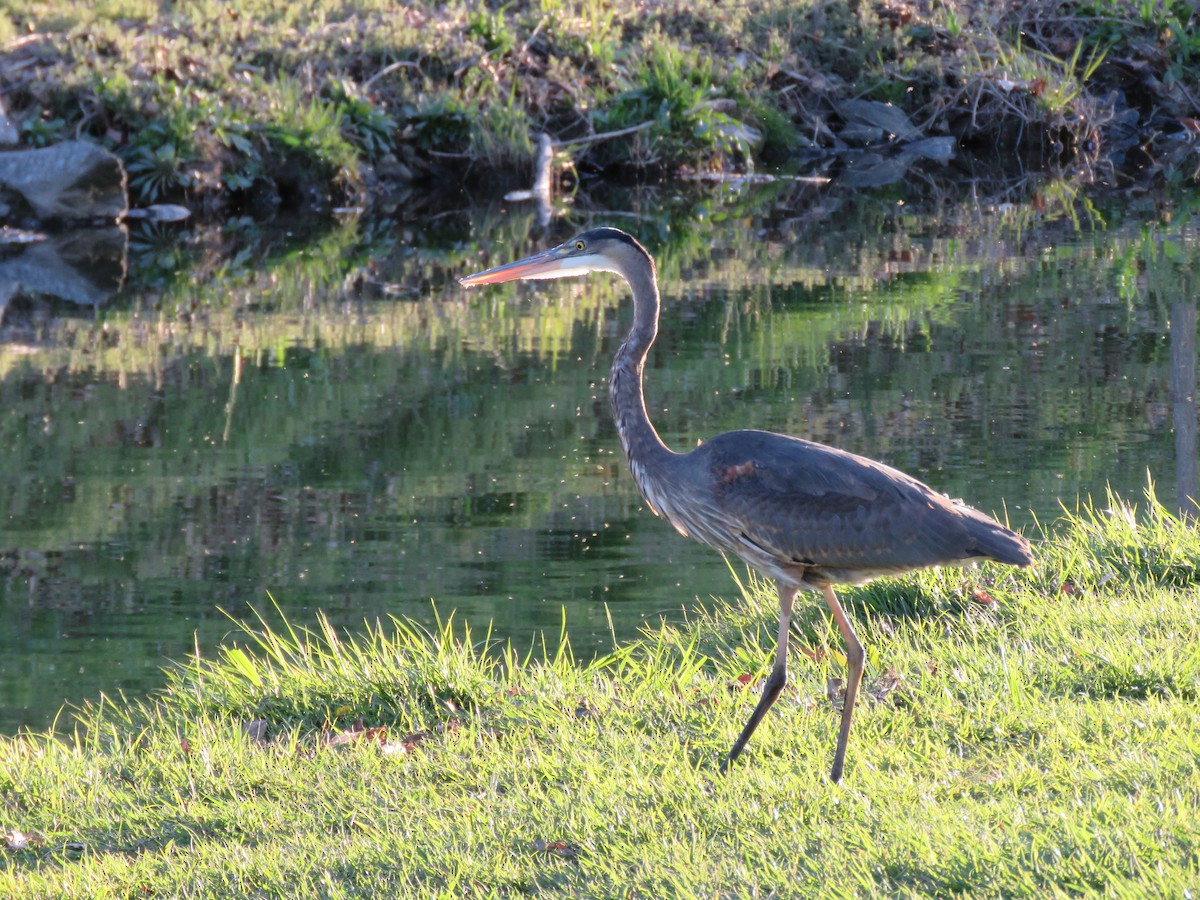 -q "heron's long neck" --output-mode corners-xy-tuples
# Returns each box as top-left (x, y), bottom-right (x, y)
(609, 261), (674, 482)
